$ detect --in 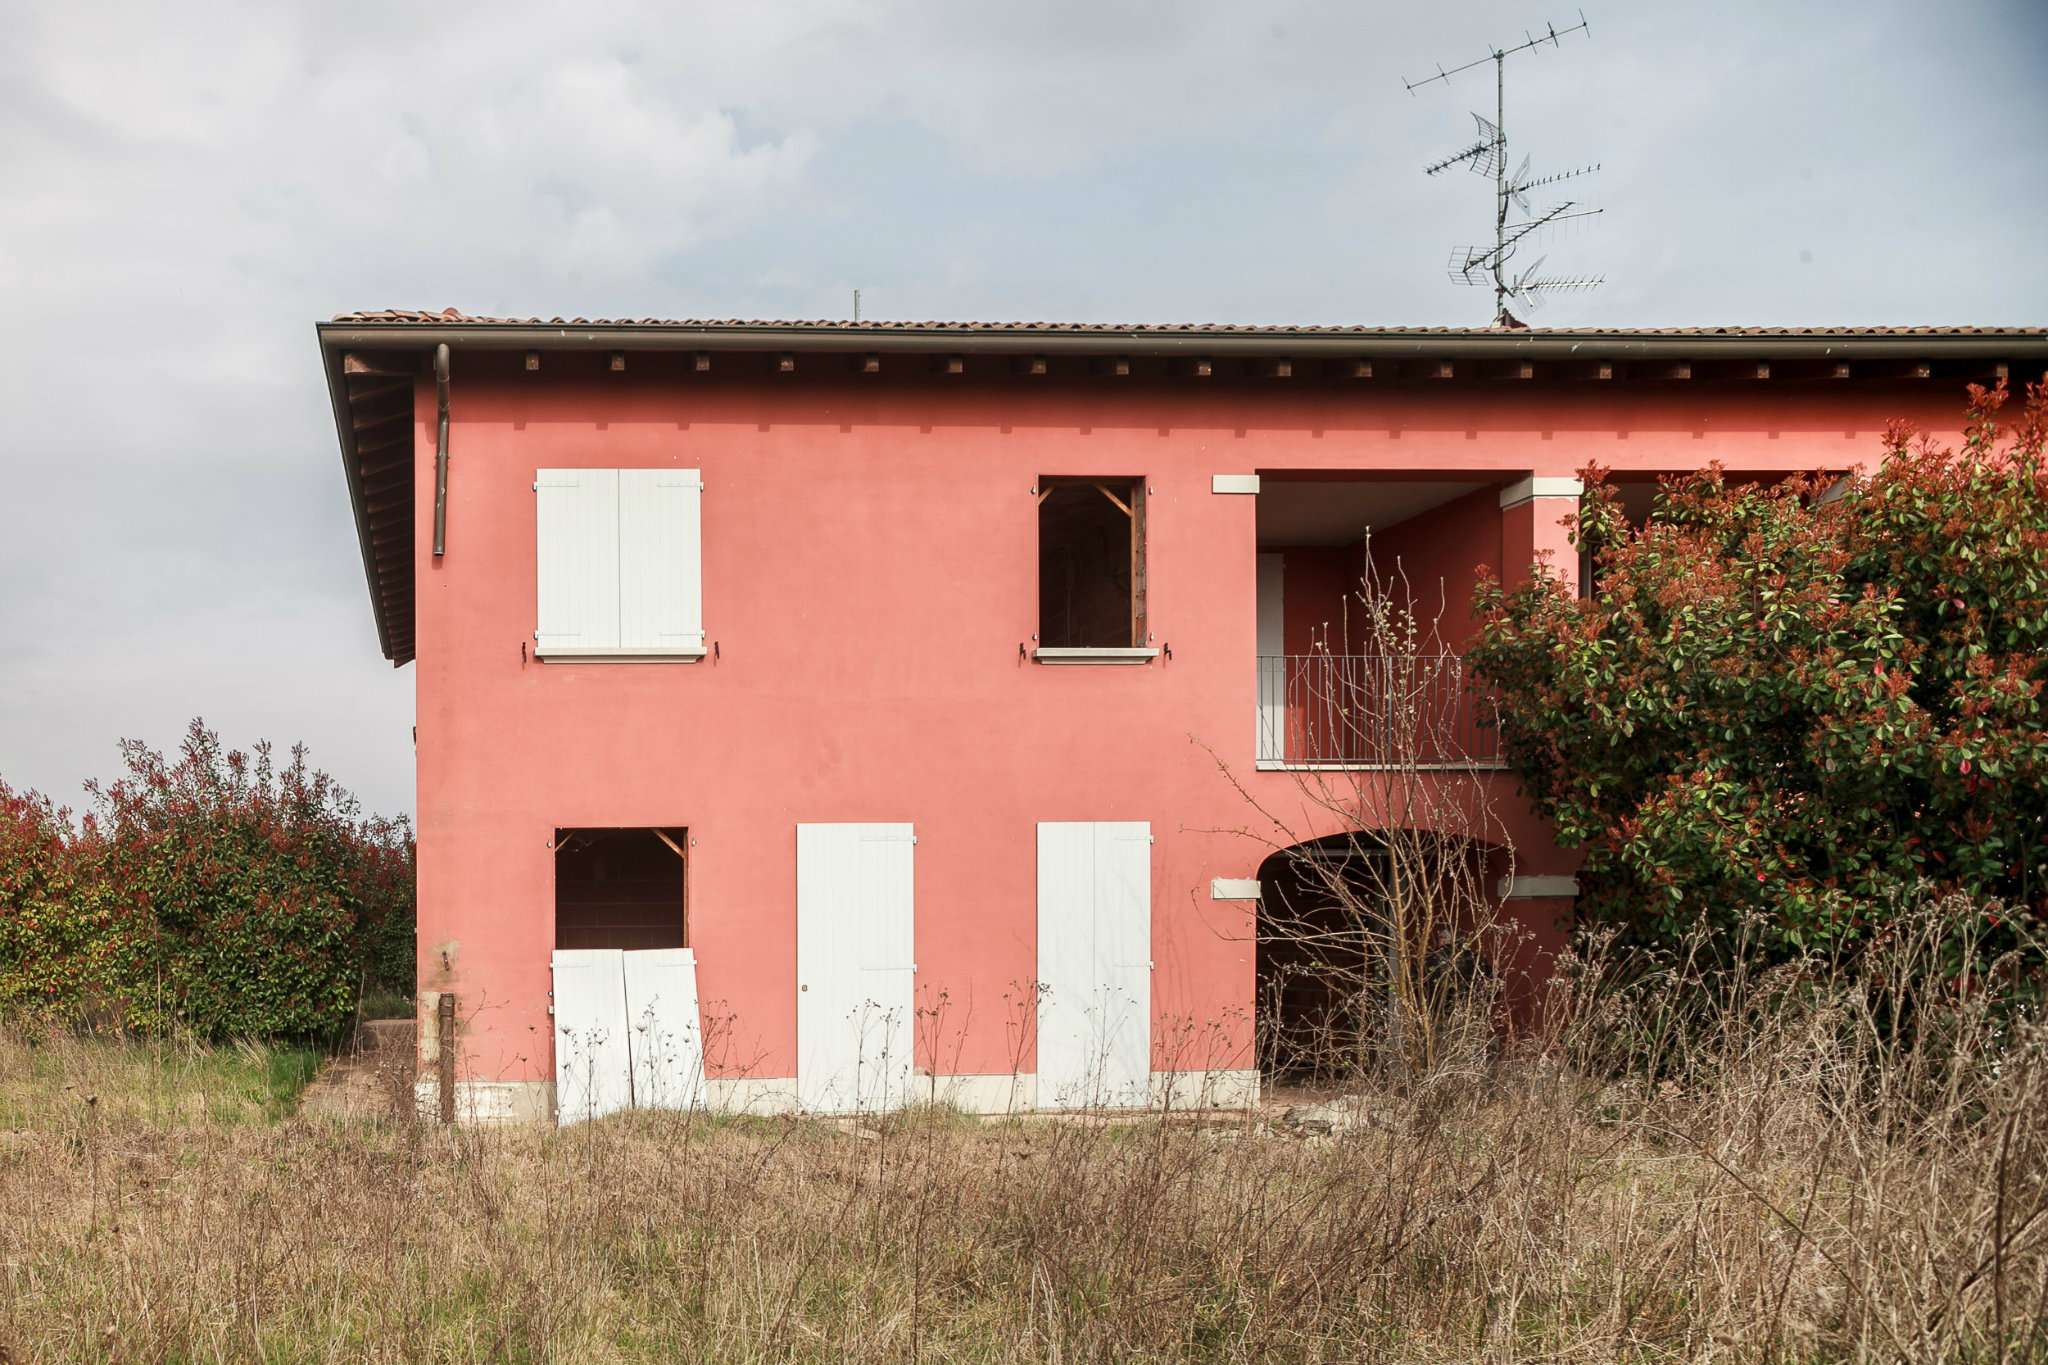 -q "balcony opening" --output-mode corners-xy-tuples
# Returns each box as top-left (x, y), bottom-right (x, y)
(1255, 475), (1503, 767)
(554, 827), (687, 950)
(1038, 476), (1144, 647)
